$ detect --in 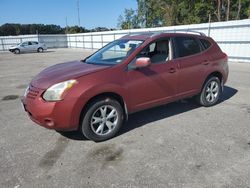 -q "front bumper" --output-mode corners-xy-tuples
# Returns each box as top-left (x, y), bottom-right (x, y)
(21, 85), (80, 131)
